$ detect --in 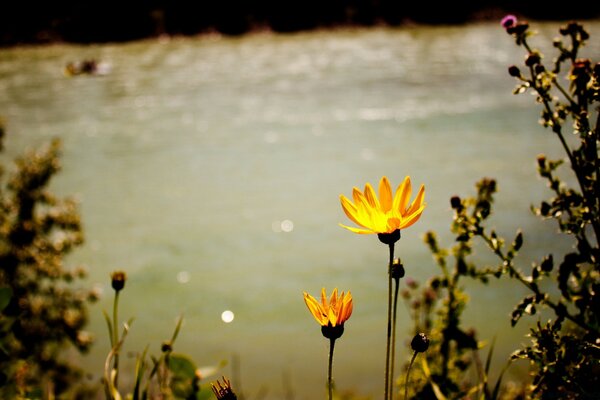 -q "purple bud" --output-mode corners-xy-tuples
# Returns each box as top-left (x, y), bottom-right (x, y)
(501, 15), (517, 29)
